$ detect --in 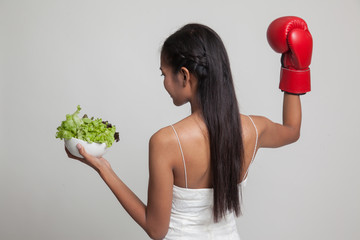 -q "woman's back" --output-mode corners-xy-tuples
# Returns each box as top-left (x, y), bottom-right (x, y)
(170, 113), (258, 189)
(163, 113), (258, 239)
